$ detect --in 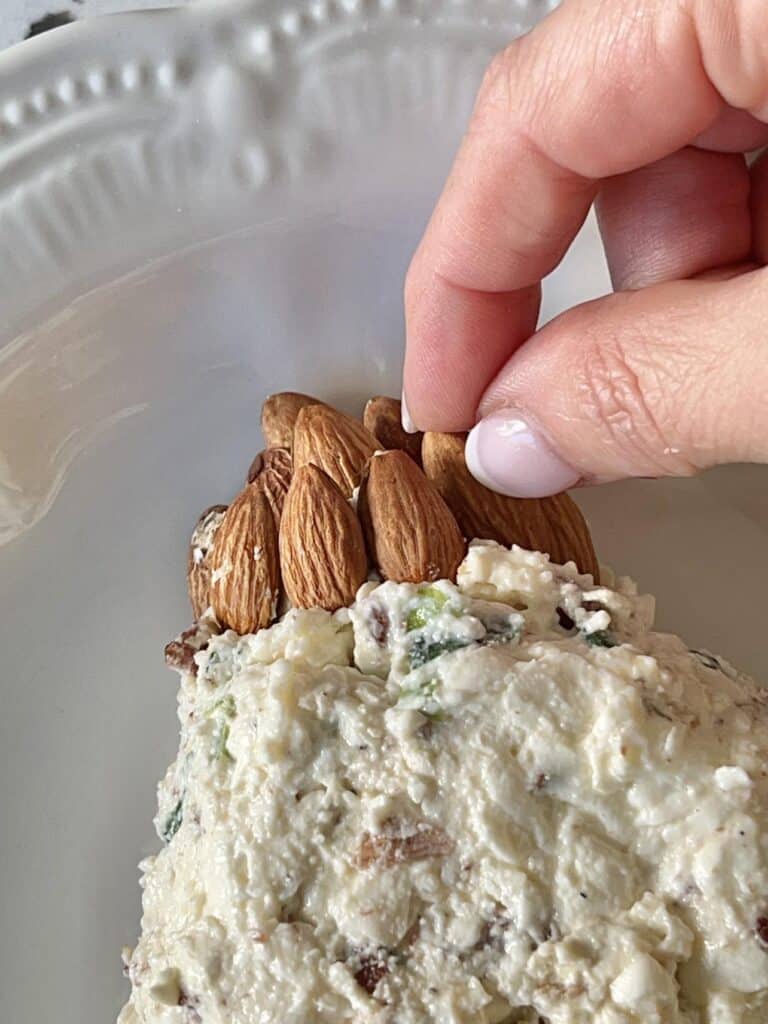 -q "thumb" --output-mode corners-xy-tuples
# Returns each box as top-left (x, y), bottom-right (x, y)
(465, 269), (768, 497)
